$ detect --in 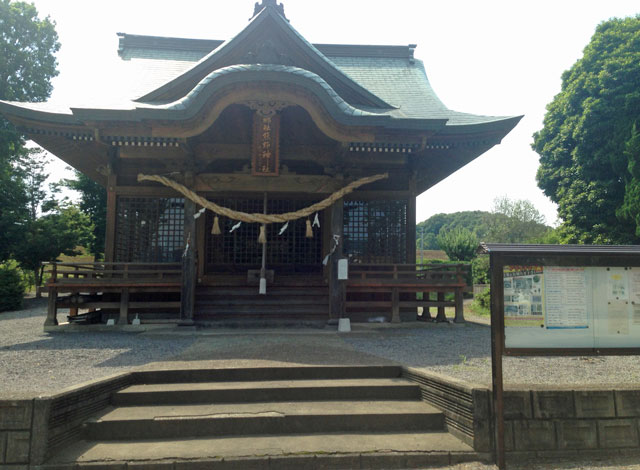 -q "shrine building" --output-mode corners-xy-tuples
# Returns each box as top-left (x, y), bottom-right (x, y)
(0, 0), (521, 327)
